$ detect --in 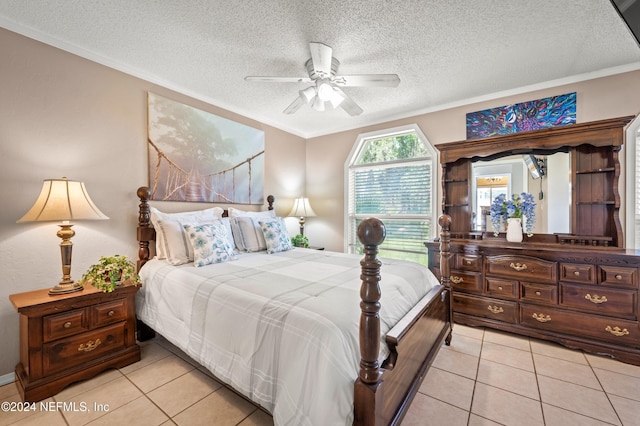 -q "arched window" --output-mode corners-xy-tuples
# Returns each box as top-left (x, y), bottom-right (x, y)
(345, 125), (437, 265)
